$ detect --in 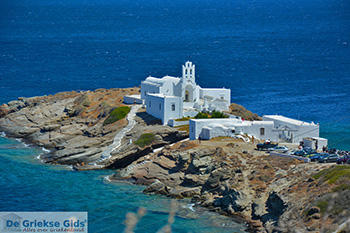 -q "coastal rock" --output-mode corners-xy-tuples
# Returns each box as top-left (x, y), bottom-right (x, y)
(213, 189), (249, 212)
(203, 168), (230, 191)
(168, 187), (201, 198)
(182, 174), (208, 187)
(143, 179), (170, 195)
(0, 88), (140, 165)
